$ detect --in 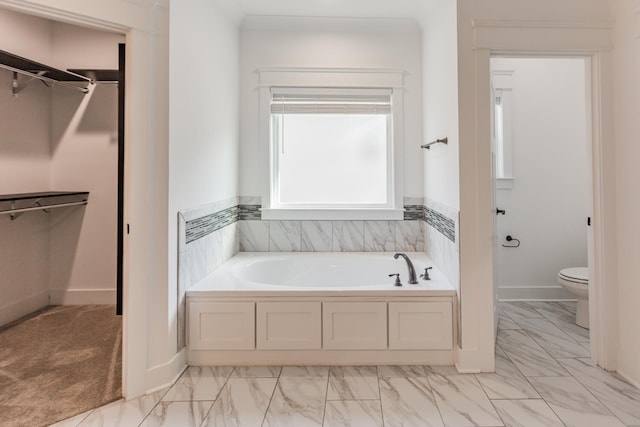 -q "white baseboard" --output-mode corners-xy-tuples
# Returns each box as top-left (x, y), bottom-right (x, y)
(455, 346), (494, 373)
(145, 348), (187, 396)
(616, 366), (640, 391)
(188, 349), (453, 366)
(498, 285), (573, 301)
(49, 288), (116, 305)
(0, 290), (50, 327)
